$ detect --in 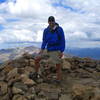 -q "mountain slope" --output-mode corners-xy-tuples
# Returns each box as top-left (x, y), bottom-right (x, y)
(0, 46), (39, 64)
